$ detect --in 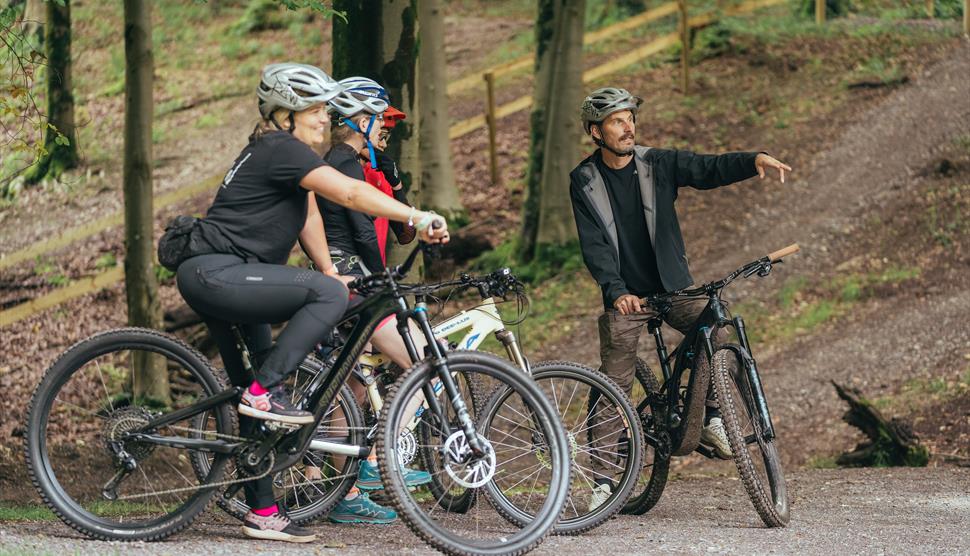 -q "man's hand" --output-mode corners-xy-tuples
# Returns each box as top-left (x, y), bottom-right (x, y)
(613, 294), (642, 315)
(755, 153), (792, 183)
